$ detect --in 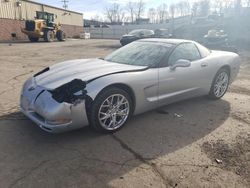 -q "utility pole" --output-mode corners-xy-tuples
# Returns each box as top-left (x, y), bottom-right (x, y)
(61, 0), (69, 15)
(61, 0), (69, 10)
